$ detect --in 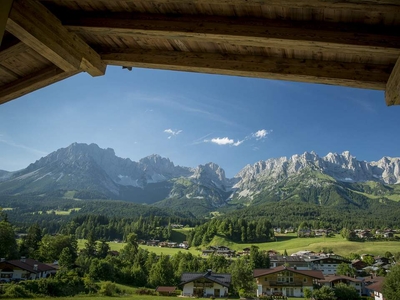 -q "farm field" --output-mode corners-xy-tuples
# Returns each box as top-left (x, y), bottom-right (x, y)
(5, 296), (303, 300)
(208, 233), (400, 257)
(77, 239), (201, 255)
(79, 232), (399, 257)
